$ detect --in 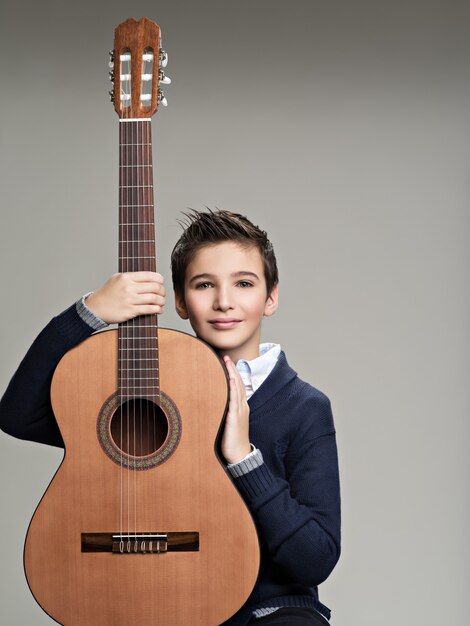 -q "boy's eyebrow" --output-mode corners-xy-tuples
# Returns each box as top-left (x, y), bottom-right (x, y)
(188, 271), (260, 284)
